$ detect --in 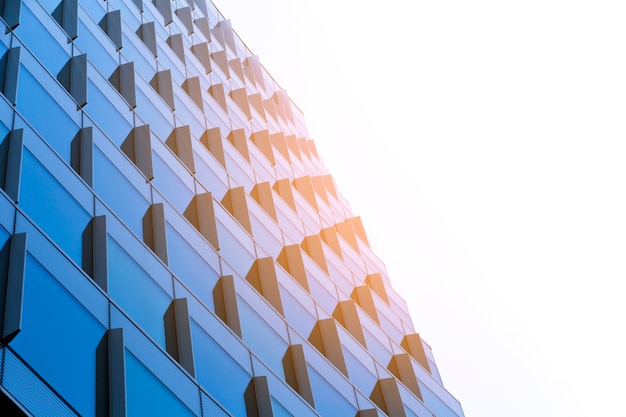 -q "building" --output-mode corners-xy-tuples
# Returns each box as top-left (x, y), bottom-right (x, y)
(0, 0), (464, 415)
